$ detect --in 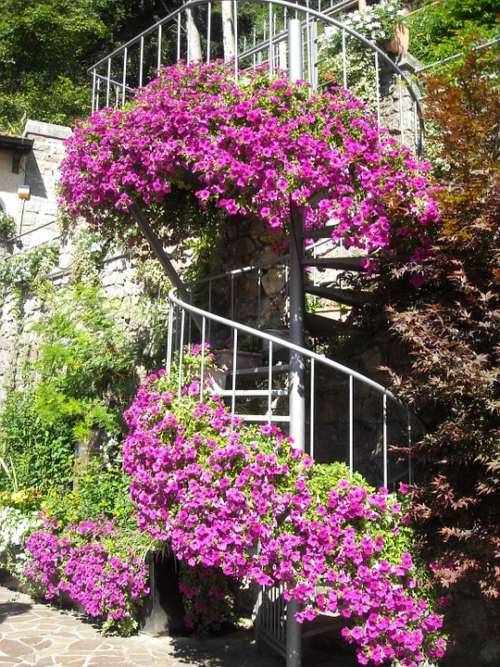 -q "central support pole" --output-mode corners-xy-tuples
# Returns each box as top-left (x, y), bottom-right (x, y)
(287, 18), (305, 667)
